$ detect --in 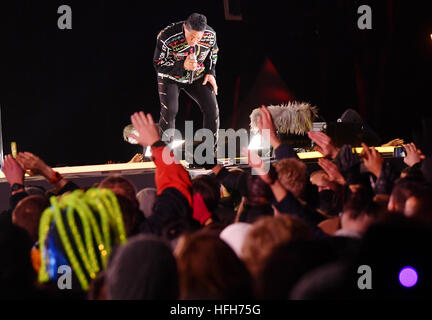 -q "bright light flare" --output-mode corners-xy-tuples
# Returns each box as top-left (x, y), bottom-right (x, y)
(248, 134), (263, 150)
